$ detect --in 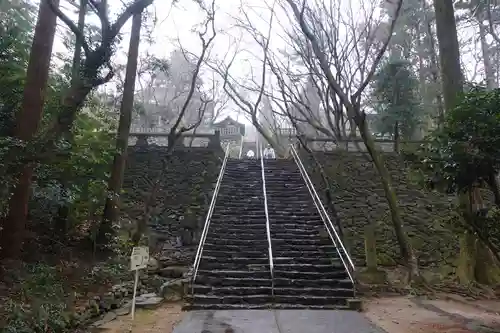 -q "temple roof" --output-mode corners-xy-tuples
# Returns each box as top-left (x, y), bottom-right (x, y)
(212, 116), (246, 136)
(213, 116), (245, 127)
